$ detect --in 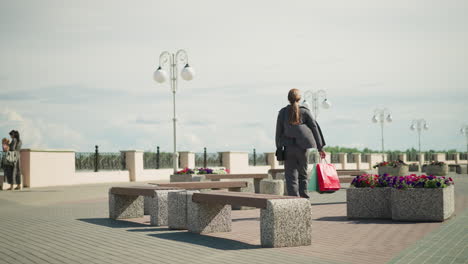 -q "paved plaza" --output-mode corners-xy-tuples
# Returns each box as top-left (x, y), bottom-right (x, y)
(0, 174), (467, 264)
